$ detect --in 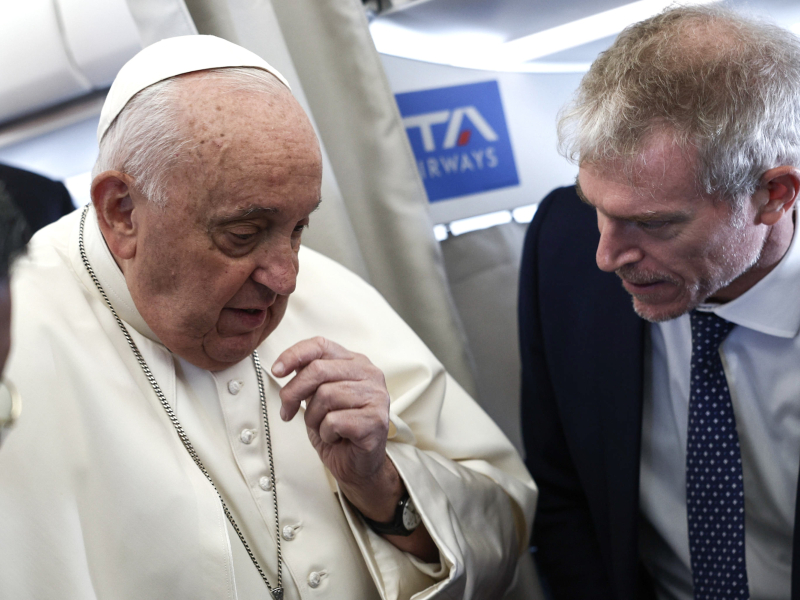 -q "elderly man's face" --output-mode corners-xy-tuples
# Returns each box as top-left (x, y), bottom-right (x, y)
(122, 77), (322, 370)
(578, 135), (769, 322)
